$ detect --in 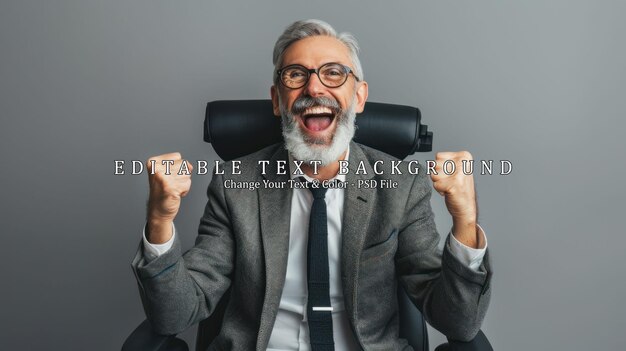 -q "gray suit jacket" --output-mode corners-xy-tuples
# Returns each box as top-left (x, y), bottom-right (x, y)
(132, 142), (492, 350)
